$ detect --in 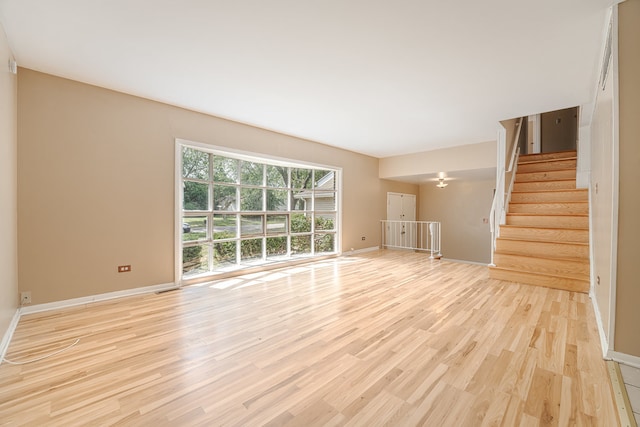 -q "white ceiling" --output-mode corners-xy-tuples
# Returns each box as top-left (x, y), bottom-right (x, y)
(0, 0), (617, 158)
